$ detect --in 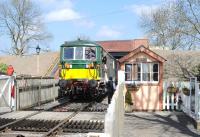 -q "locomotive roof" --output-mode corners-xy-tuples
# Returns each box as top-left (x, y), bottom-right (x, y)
(61, 40), (100, 47)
